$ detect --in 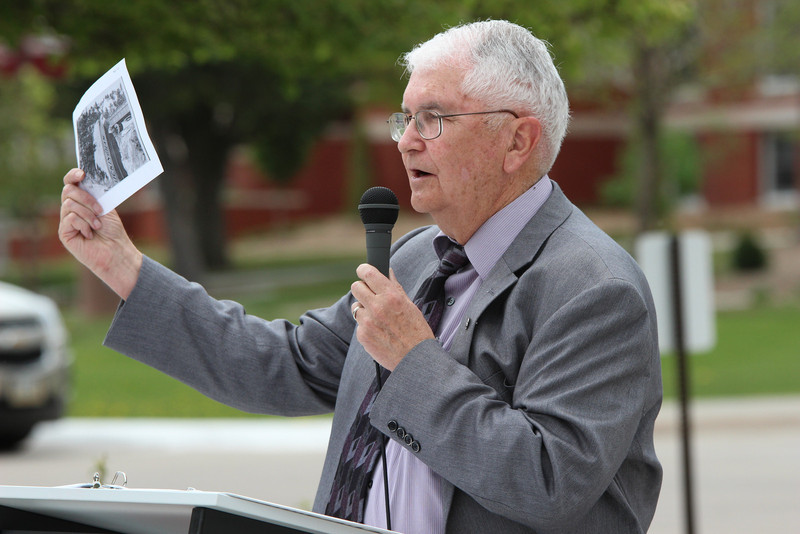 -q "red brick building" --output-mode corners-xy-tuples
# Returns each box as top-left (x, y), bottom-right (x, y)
(6, 81), (799, 262)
